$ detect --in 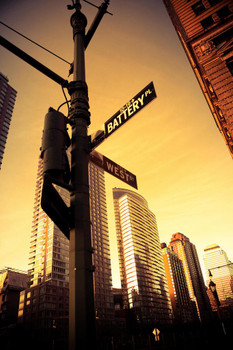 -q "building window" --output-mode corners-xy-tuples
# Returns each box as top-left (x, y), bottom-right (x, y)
(226, 57), (233, 76)
(216, 106), (226, 122)
(212, 28), (233, 50)
(208, 0), (223, 6)
(224, 127), (232, 140)
(201, 16), (214, 29)
(217, 6), (232, 20)
(192, 1), (206, 16)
